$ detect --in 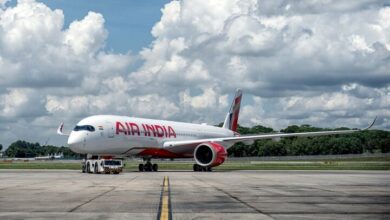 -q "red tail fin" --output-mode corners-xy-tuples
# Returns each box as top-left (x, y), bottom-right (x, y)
(222, 89), (242, 132)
